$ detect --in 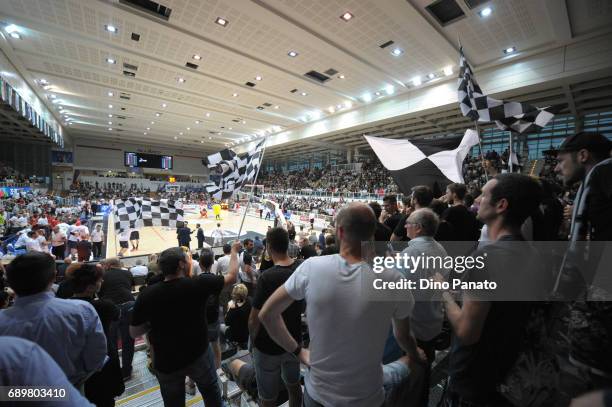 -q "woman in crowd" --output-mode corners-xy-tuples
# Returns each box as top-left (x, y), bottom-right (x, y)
(222, 284), (251, 348)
